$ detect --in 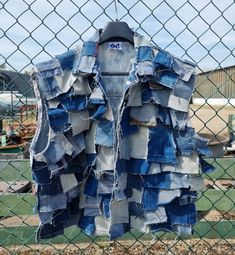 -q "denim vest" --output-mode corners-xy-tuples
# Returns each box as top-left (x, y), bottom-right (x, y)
(30, 30), (213, 240)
